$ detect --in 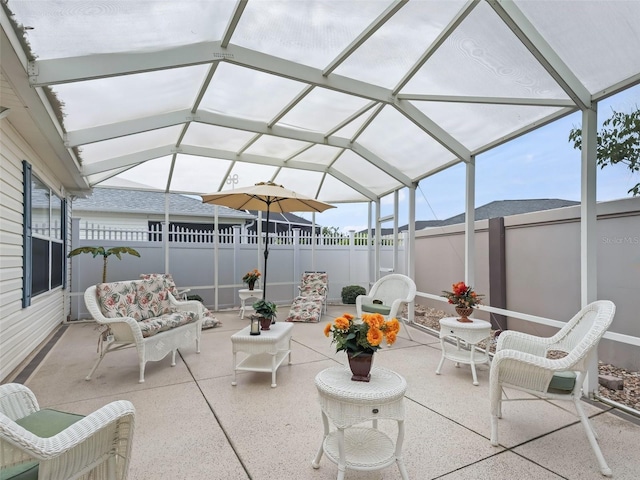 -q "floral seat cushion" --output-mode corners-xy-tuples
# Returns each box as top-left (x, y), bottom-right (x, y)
(140, 273), (222, 329)
(97, 279), (202, 338)
(136, 277), (173, 317)
(96, 281), (142, 320)
(138, 311), (199, 338)
(286, 295), (323, 323)
(299, 272), (328, 296)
